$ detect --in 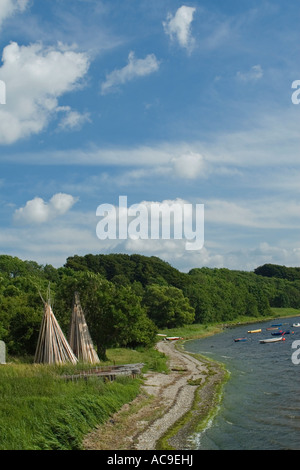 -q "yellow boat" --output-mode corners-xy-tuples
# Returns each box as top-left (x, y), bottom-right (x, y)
(248, 329), (262, 333)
